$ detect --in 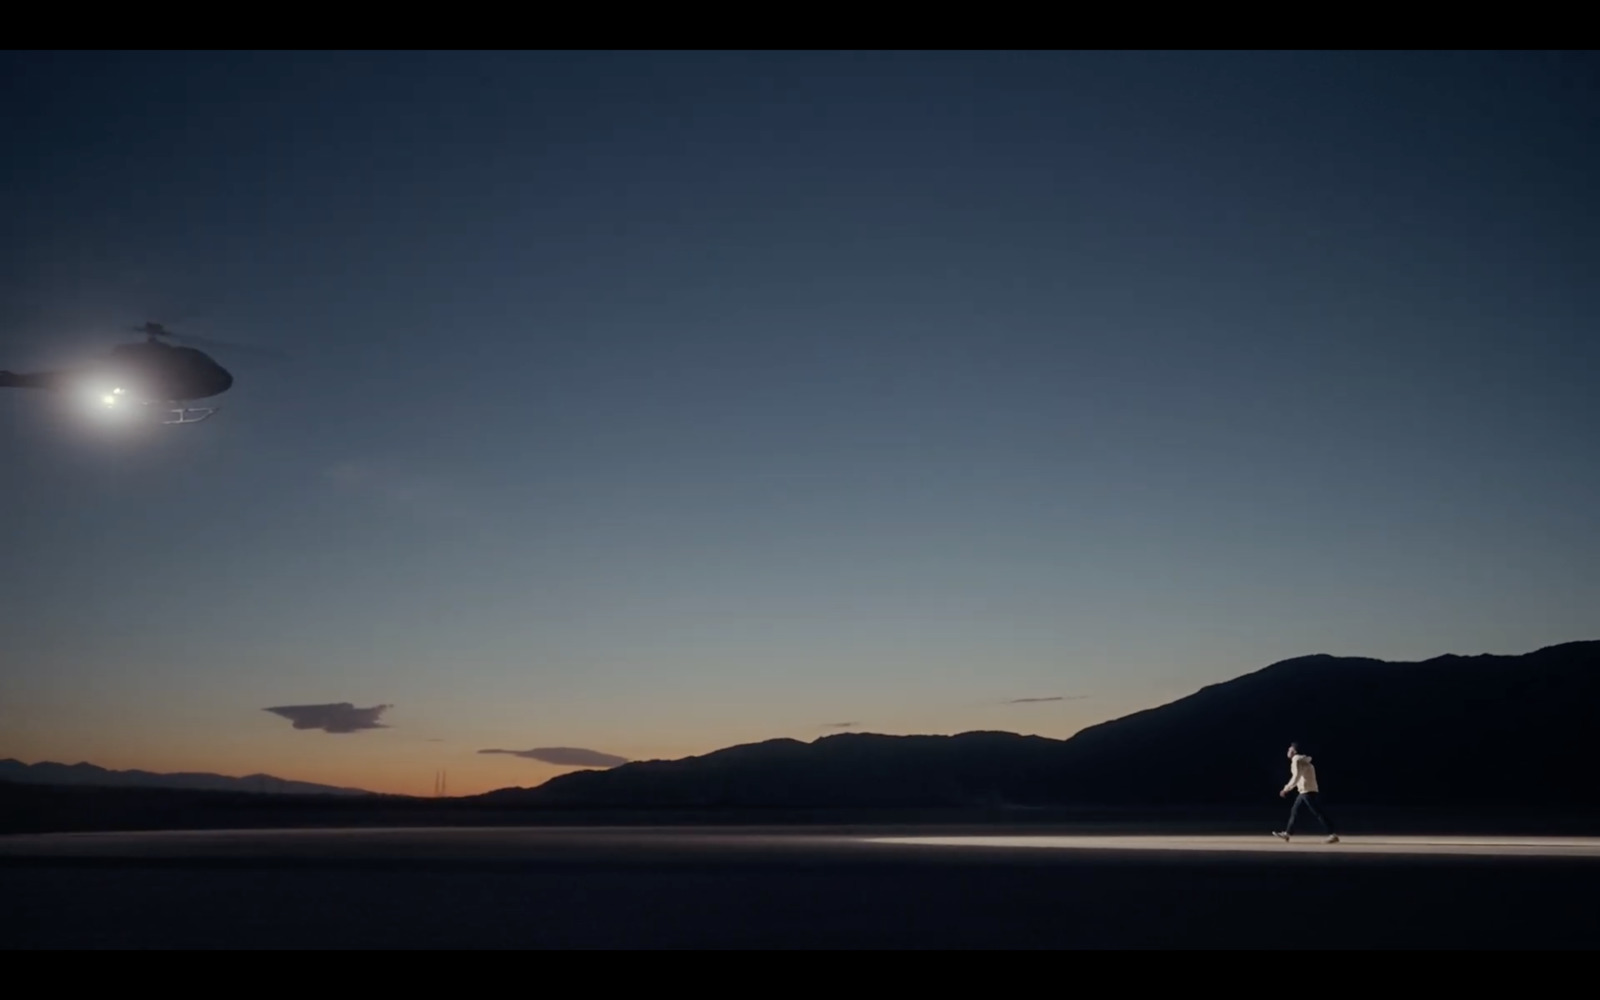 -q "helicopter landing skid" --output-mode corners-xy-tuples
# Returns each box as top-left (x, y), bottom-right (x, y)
(160, 406), (217, 425)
